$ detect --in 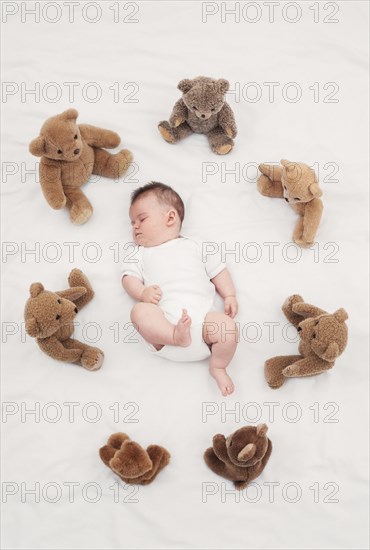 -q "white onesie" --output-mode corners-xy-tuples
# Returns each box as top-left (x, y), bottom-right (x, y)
(121, 236), (226, 362)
